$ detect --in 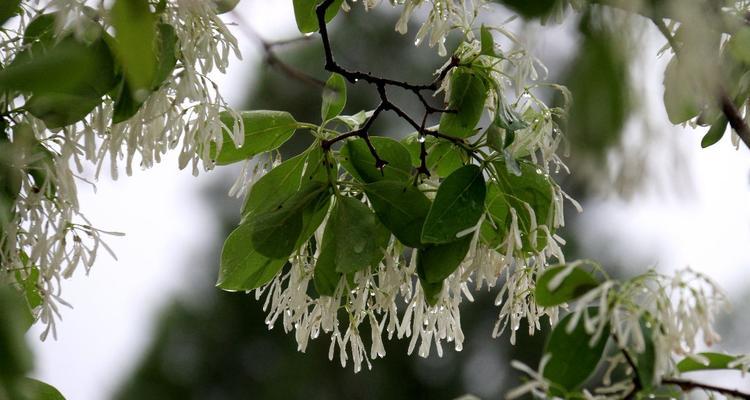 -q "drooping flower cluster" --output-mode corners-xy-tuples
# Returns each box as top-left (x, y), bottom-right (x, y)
(0, 0), (240, 338)
(508, 267), (732, 399)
